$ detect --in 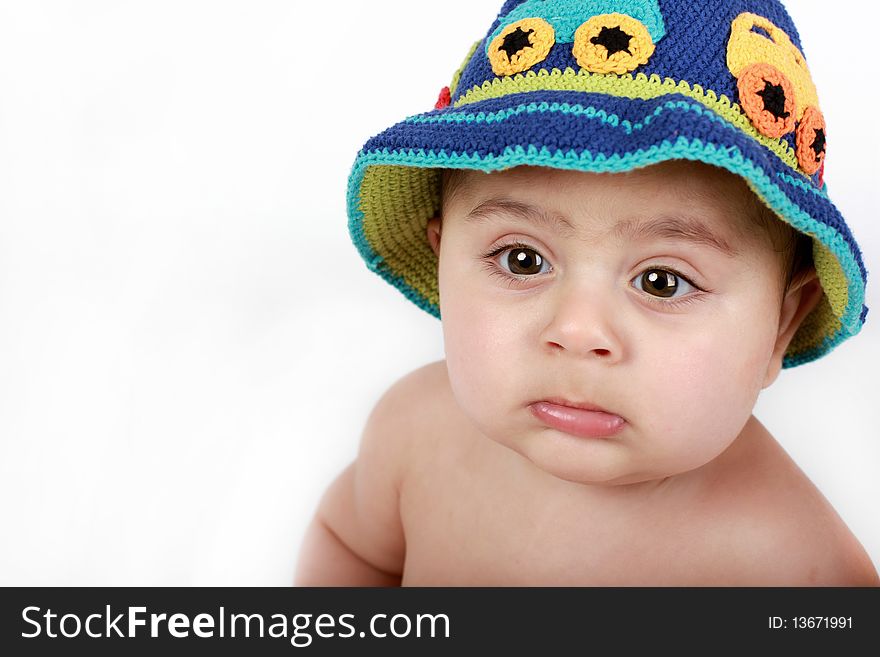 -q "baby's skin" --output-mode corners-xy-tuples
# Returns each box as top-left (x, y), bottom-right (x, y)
(296, 162), (879, 586)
